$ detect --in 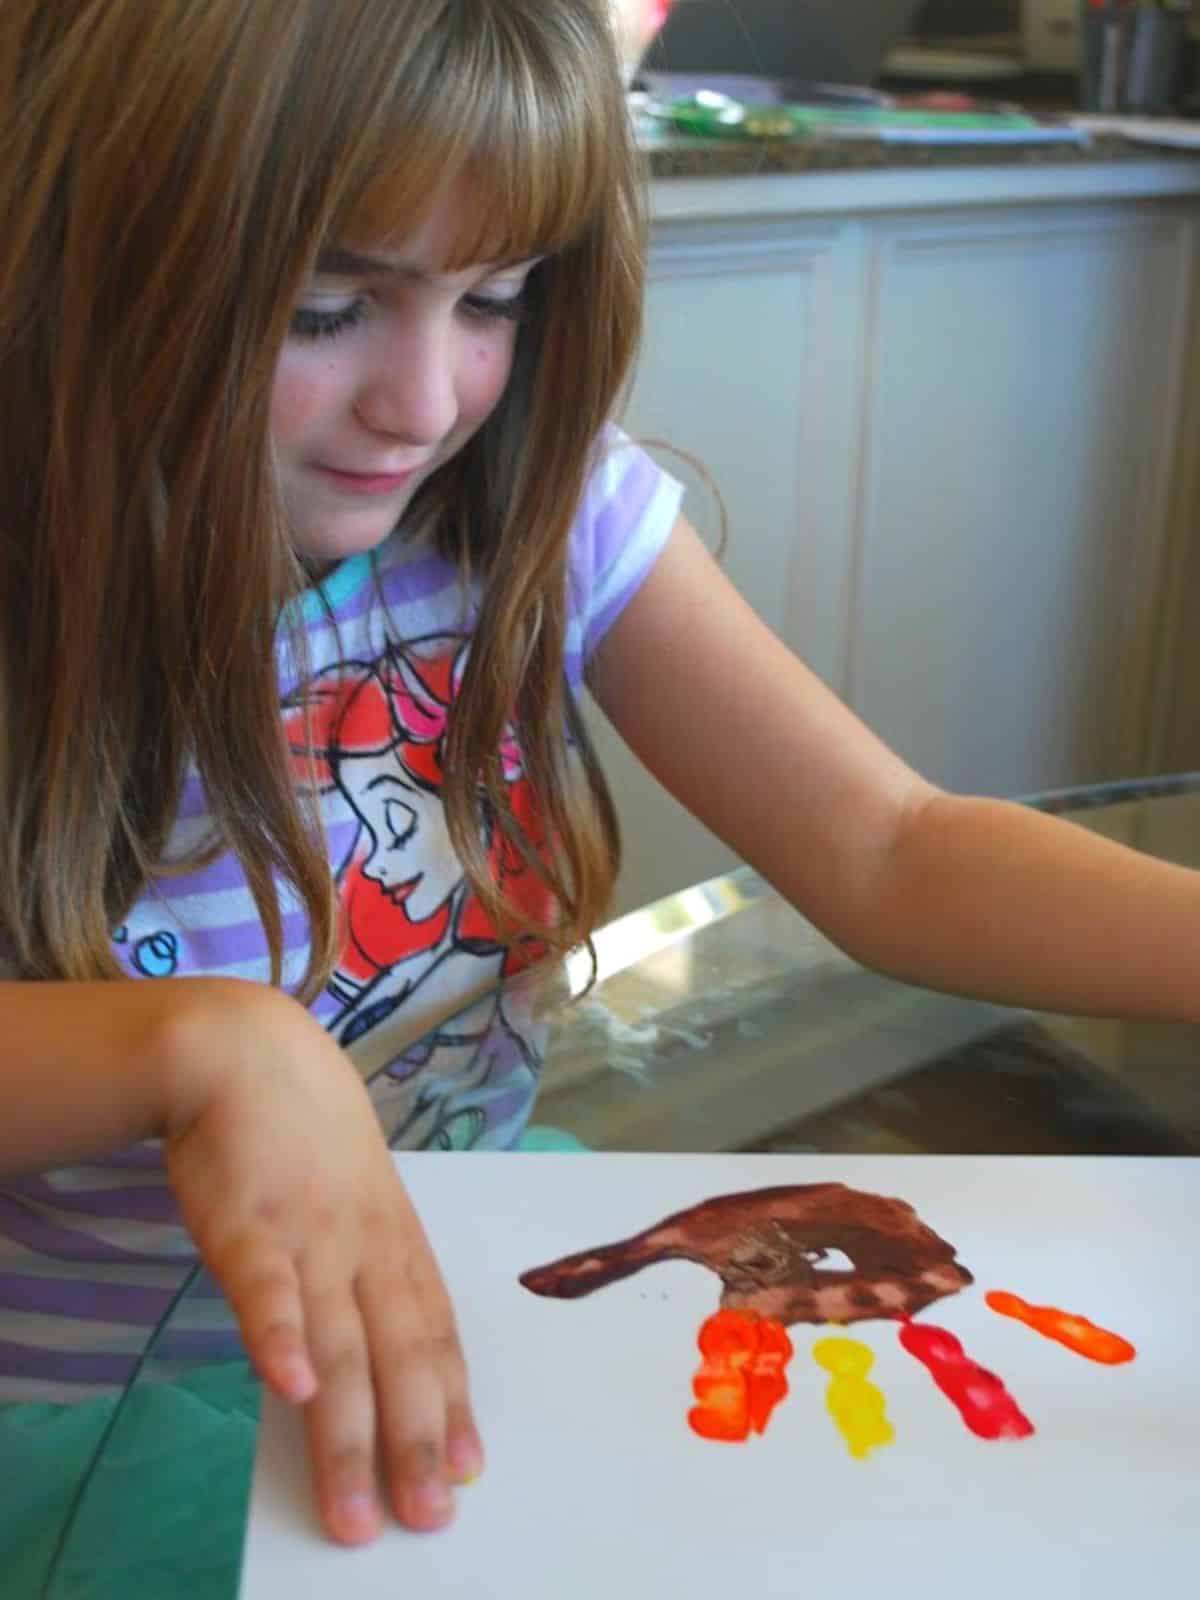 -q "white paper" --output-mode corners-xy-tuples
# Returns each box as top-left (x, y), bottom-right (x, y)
(1071, 114), (1200, 150)
(864, 122), (1086, 146)
(240, 1153), (1200, 1598)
